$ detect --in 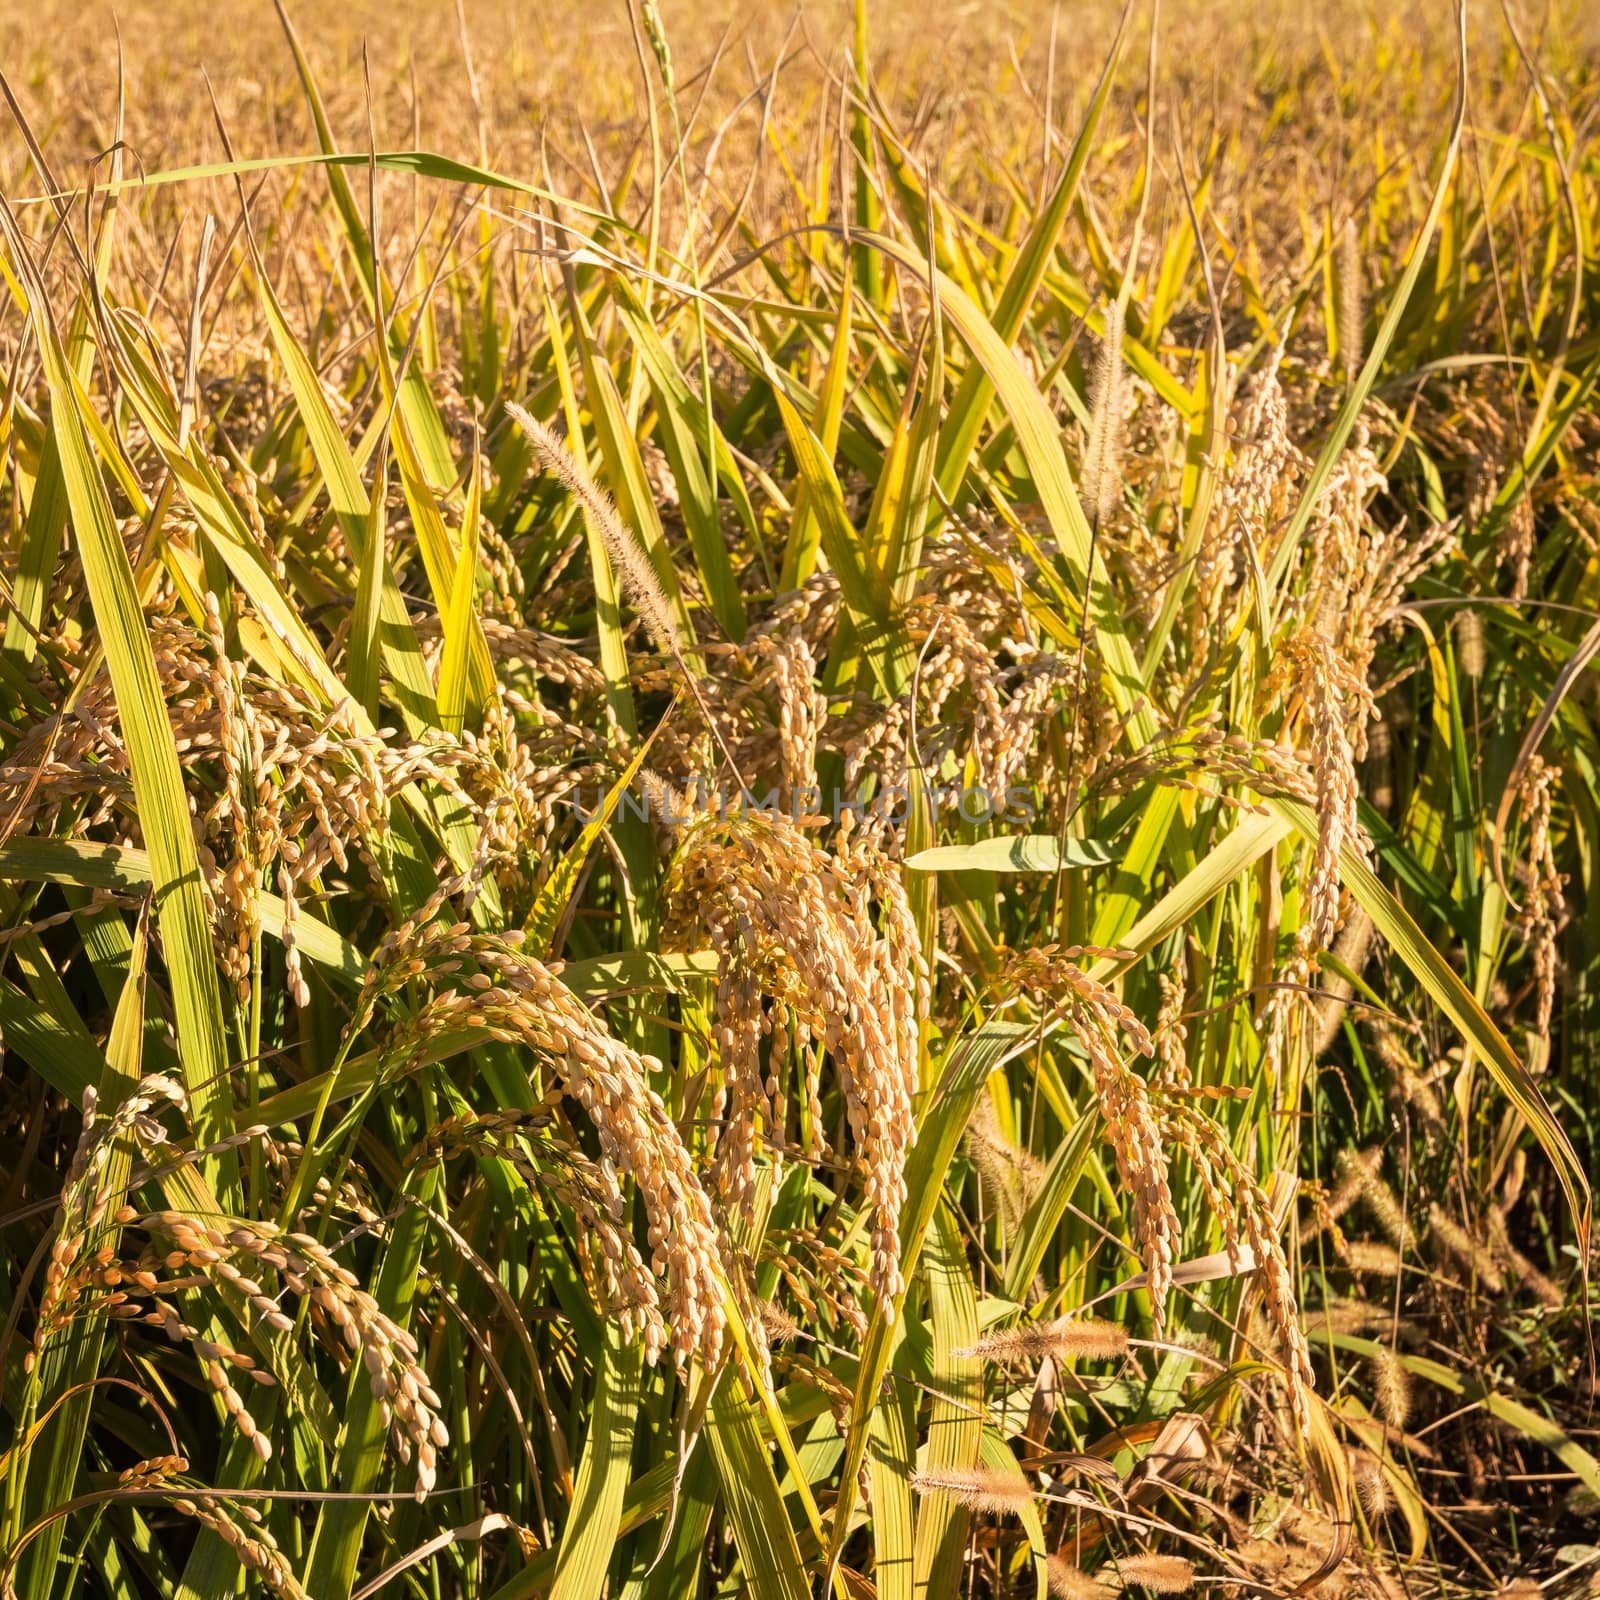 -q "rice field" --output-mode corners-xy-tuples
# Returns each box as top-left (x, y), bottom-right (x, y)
(0, 0), (1596, 1596)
